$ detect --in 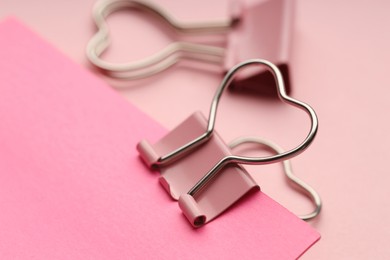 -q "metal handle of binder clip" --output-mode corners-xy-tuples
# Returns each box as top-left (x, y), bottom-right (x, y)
(228, 137), (321, 221)
(87, 0), (234, 80)
(157, 59), (318, 196)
